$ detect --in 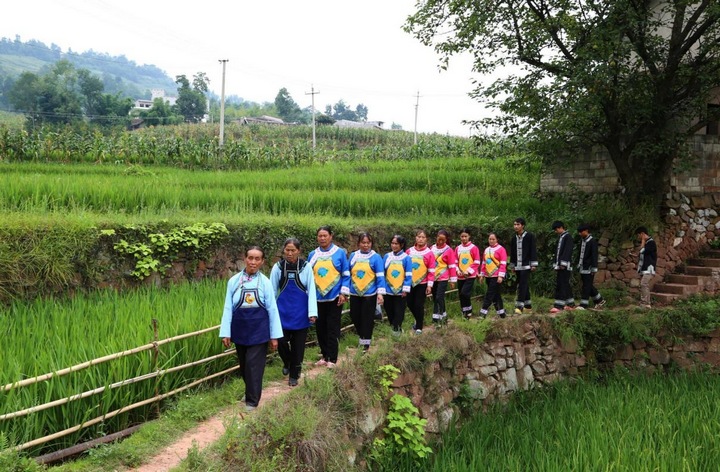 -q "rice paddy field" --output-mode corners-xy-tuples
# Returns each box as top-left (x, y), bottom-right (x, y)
(0, 157), (547, 224)
(0, 123), (673, 465)
(377, 372), (720, 471)
(0, 279), (231, 455)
